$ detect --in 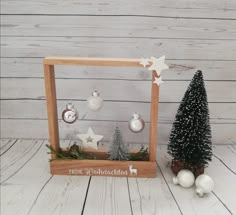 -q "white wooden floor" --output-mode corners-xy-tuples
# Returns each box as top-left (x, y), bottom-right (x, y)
(1, 139), (235, 215)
